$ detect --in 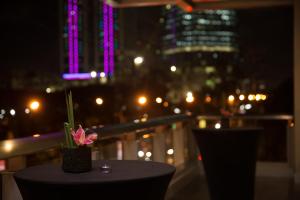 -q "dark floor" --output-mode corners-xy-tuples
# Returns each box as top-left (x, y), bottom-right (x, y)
(166, 163), (300, 200)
